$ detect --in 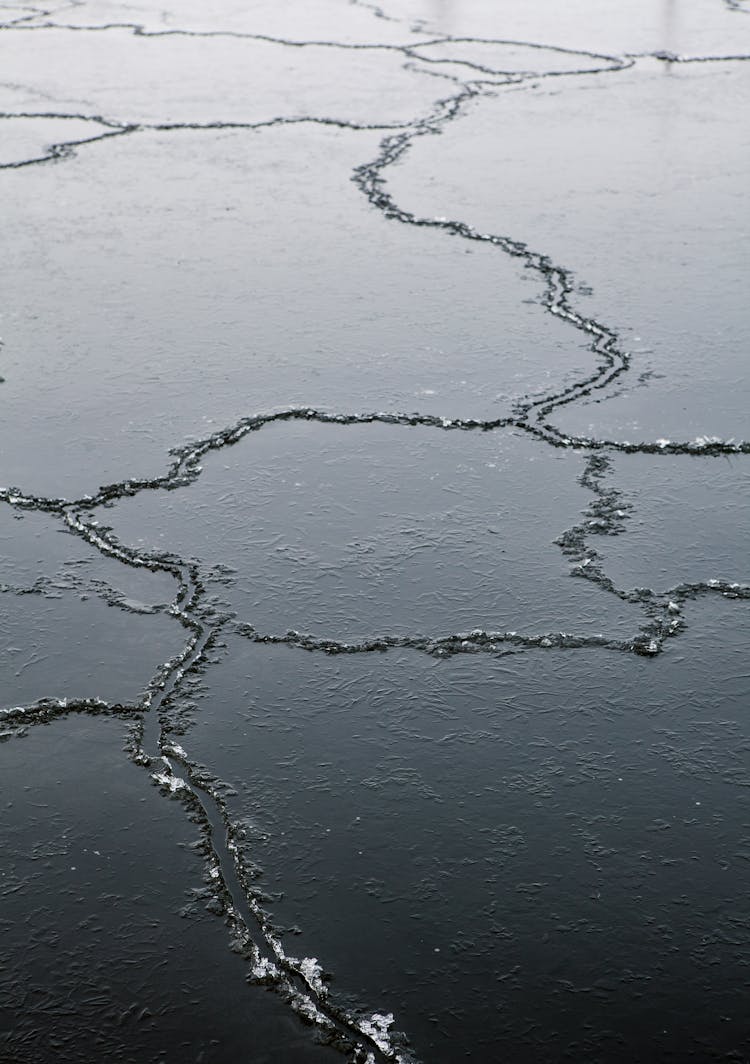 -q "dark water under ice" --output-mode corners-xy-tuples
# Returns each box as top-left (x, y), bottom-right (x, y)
(1, 1), (749, 1062)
